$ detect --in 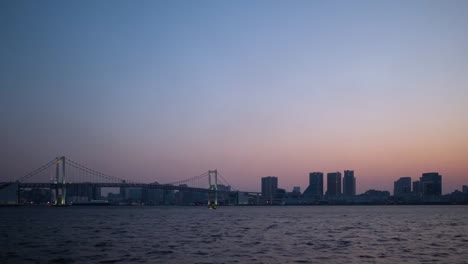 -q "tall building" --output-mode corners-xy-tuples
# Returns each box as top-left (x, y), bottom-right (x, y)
(420, 172), (442, 196)
(261, 176), (278, 204)
(394, 177), (412, 196)
(327, 172), (342, 196)
(463, 185), (468, 194)
(343, 170), (356, 196)
(303, 172), (323, 200)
